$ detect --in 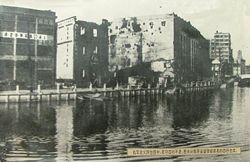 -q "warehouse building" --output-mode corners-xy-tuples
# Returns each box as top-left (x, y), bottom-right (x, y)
(0, 5), (56, 88)
(56, 16), (109, 87)
(108, 13), (211, 82)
